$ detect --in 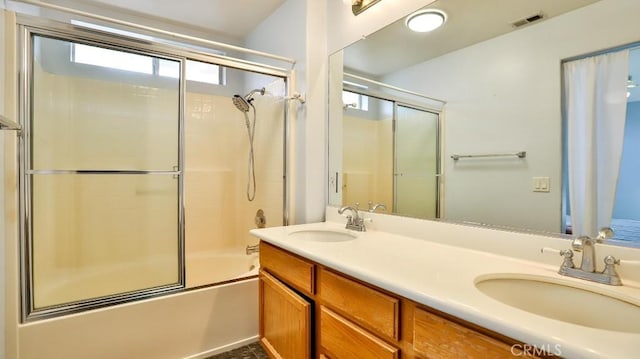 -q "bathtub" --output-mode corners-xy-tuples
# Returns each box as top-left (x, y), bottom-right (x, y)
(186, 250), (260, 288)
(19, 250), (262, 359)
